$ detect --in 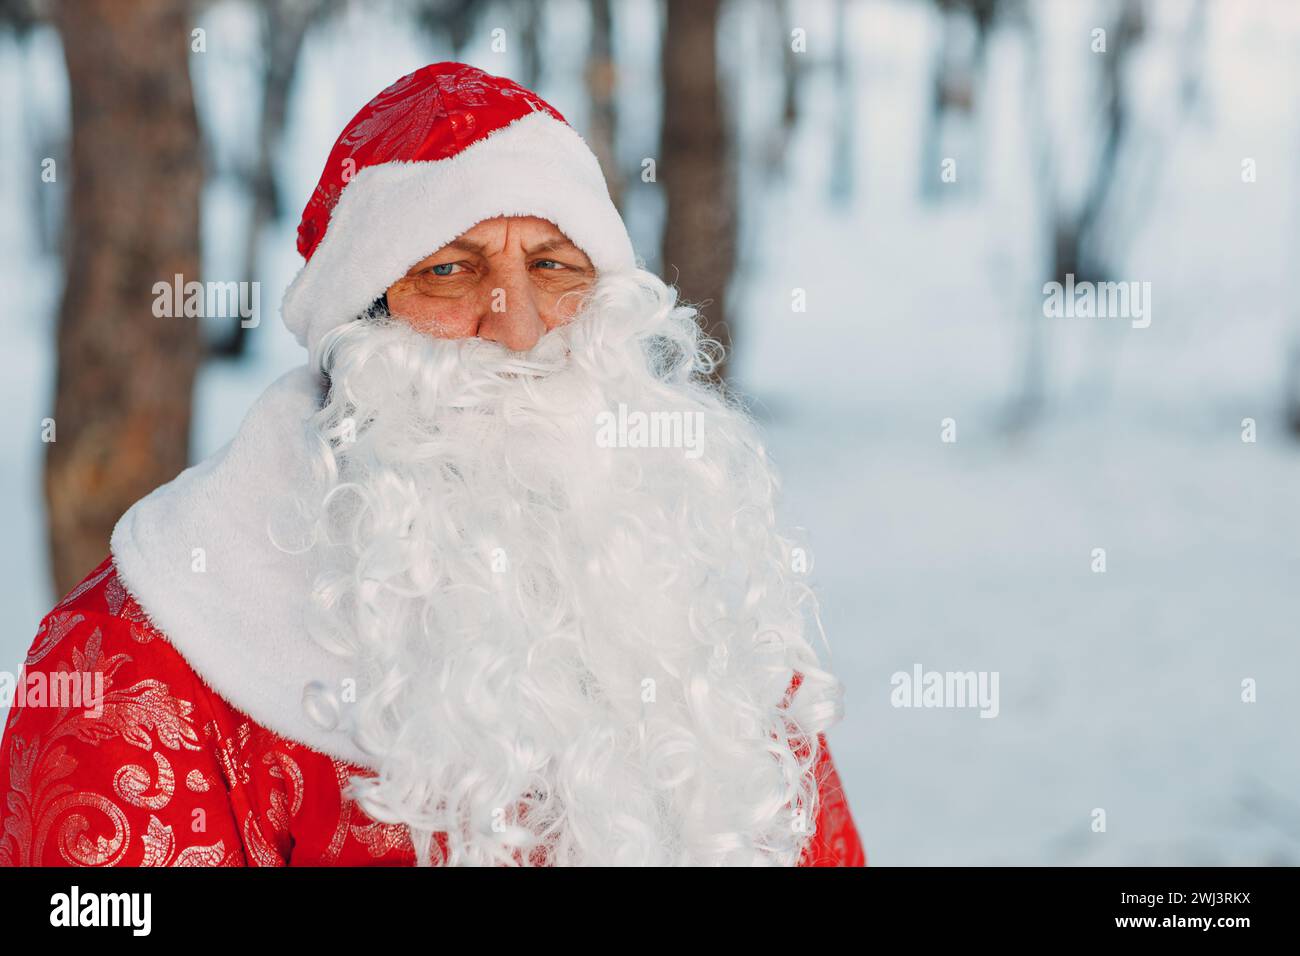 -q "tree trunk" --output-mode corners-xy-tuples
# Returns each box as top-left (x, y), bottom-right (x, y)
(585, 0), (621, 211)
(46, 0), (202, 596)
(517, 0), (541, 90)
(213, 0), (318, 359)
(659, 0), (735, 385)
